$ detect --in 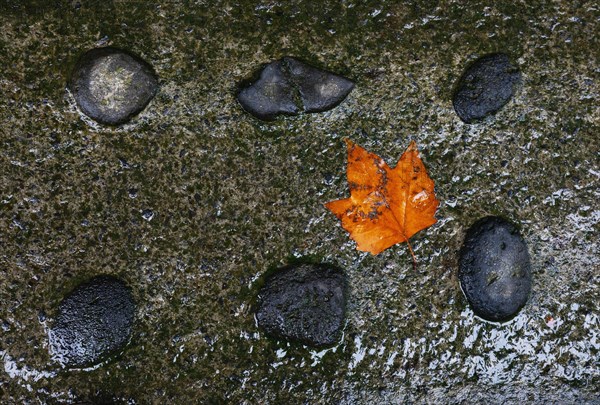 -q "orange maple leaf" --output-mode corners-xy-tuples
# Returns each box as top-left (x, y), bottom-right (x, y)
(325, 139), (439, 261)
